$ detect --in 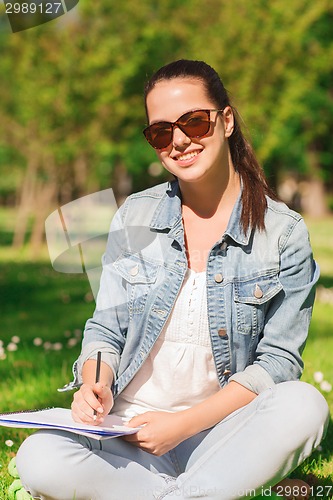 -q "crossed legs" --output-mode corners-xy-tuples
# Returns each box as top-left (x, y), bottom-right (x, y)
(16, 382), (329, 500)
